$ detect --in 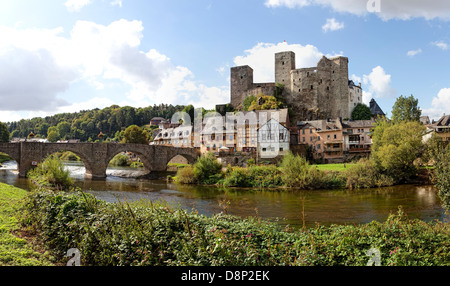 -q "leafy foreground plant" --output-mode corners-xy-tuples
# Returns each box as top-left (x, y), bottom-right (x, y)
(0, 183), (55, 266)
(21, 189), (450, 266)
